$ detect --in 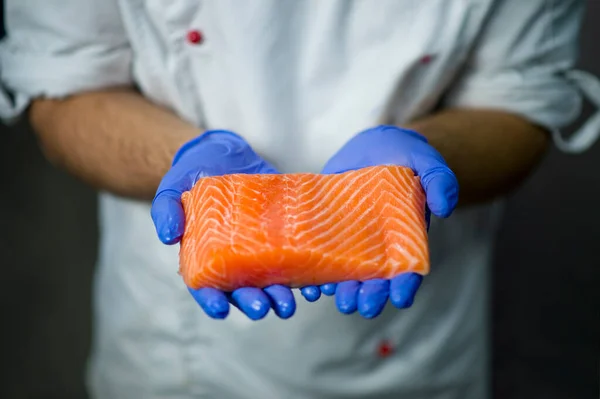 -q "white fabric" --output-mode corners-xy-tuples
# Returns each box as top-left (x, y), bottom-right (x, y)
(552, 70), (600, 153)
(1, 1), (597, 398)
